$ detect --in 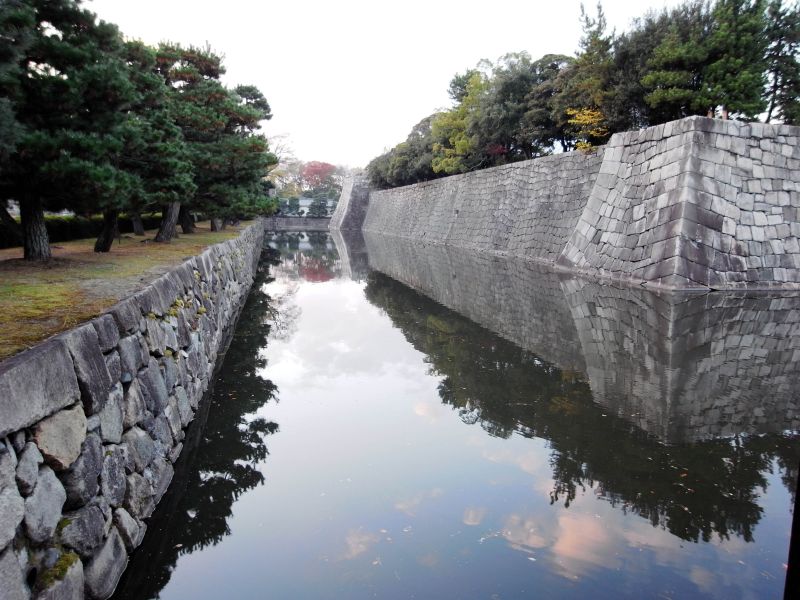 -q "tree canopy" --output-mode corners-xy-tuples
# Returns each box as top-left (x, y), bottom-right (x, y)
(368, 0), (800, 189)
(0, 0), (278, 259)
